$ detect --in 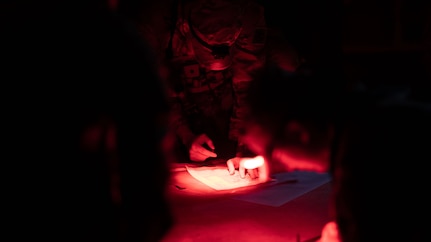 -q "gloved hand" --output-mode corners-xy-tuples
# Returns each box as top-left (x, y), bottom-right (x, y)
(226, 155), (269, 182)
(188, 133), (217, 162)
